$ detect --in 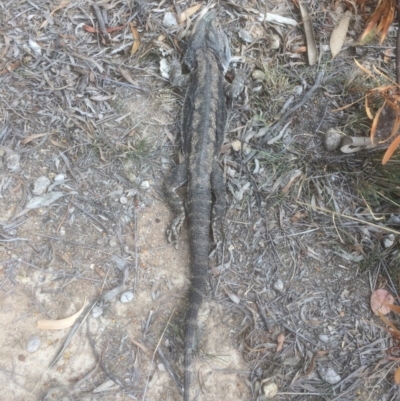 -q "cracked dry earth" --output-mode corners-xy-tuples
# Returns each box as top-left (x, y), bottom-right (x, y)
(0, 1), (398, 401)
